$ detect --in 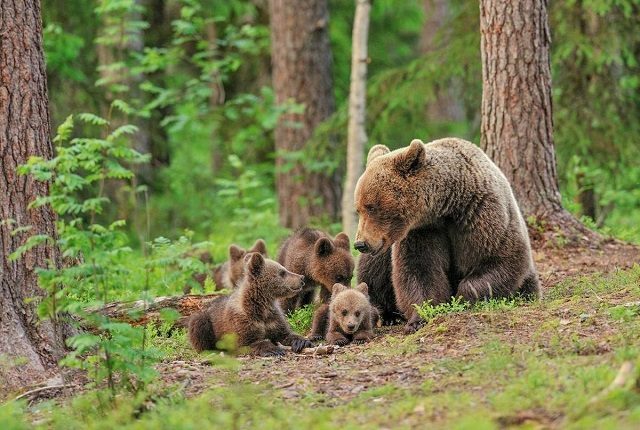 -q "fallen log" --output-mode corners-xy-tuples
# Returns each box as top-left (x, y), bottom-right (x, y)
(92, 293), (227, 329)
